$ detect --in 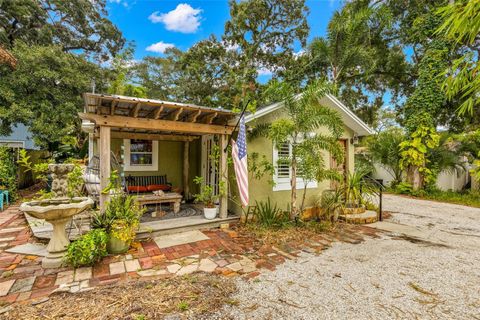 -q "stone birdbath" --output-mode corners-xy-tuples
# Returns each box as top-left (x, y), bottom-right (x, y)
(20, 197), (93, 268)
(19, 164), (93, 268)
